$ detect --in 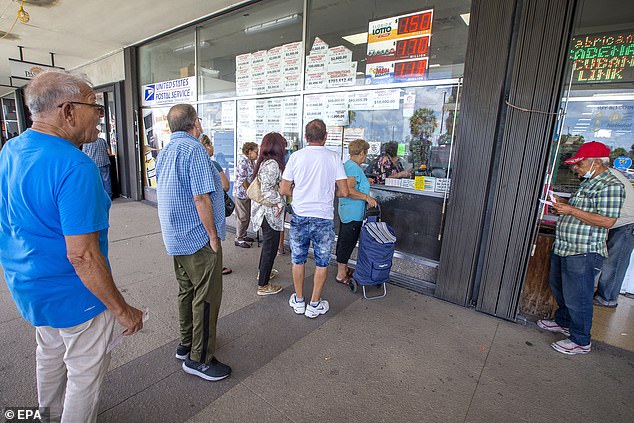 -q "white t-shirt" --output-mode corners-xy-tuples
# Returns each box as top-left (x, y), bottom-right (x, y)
(282, 145), (347, 219)
(609, 168), (634, 227)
